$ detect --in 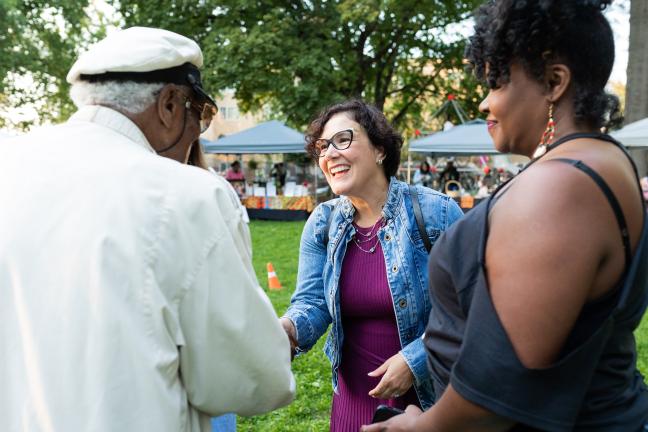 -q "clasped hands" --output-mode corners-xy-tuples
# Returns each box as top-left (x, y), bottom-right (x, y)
(280, 318), (419, 431)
